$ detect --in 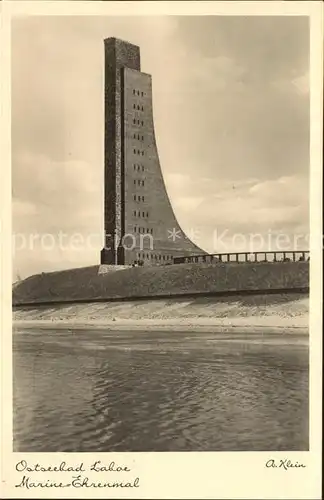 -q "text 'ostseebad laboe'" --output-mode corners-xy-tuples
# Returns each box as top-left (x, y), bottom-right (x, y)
(15, 460), (140, 490)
